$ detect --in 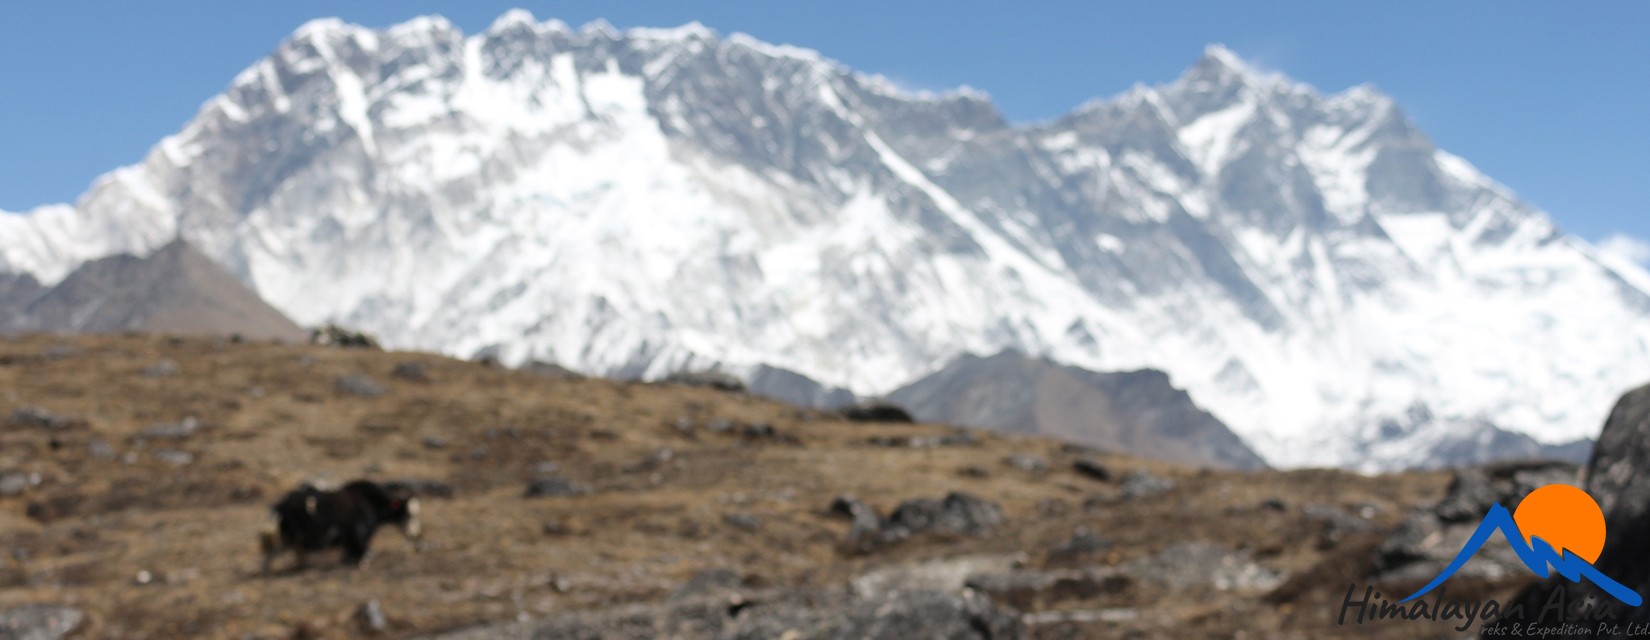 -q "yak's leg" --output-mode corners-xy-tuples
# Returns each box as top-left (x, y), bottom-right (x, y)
(342, 526), (373, 568)
(258, 531), (283, 577)
(261, 549), (281, 576)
